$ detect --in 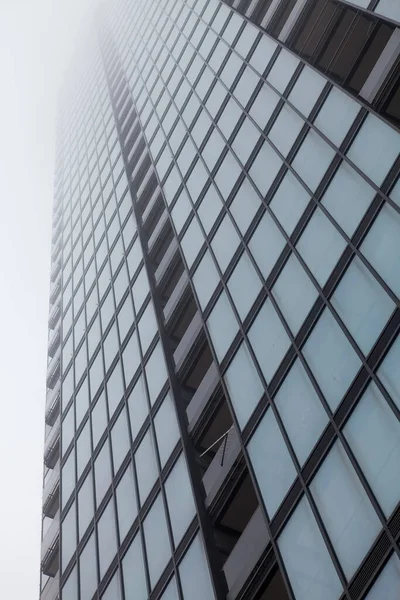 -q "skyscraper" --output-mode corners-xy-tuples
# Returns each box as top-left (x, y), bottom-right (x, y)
(41, 0), (400, 598)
